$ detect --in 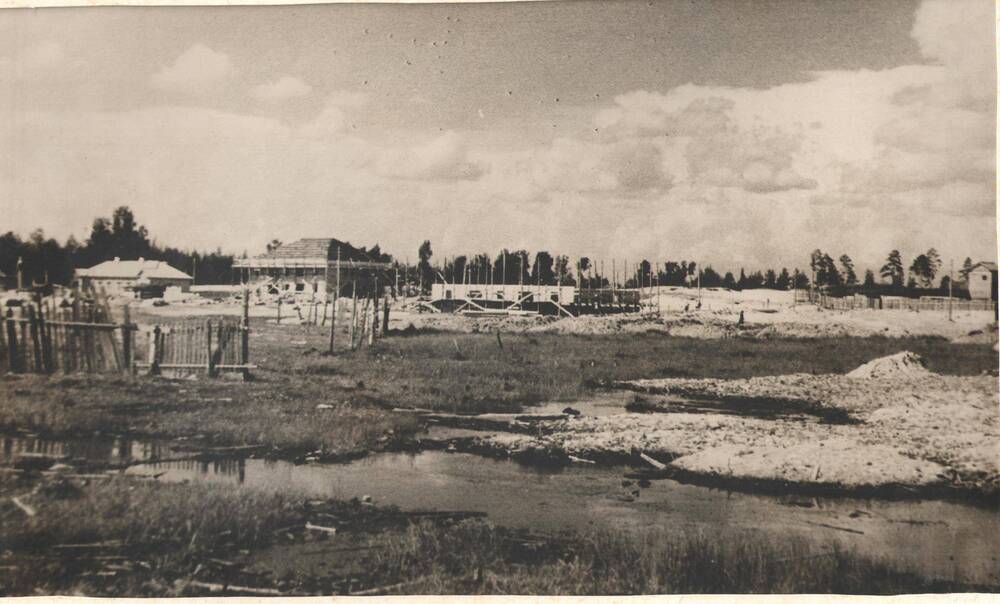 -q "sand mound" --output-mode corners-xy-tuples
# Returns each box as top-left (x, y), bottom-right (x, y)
(846, 351), (932, 380)
(670, 440), (947, 488)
